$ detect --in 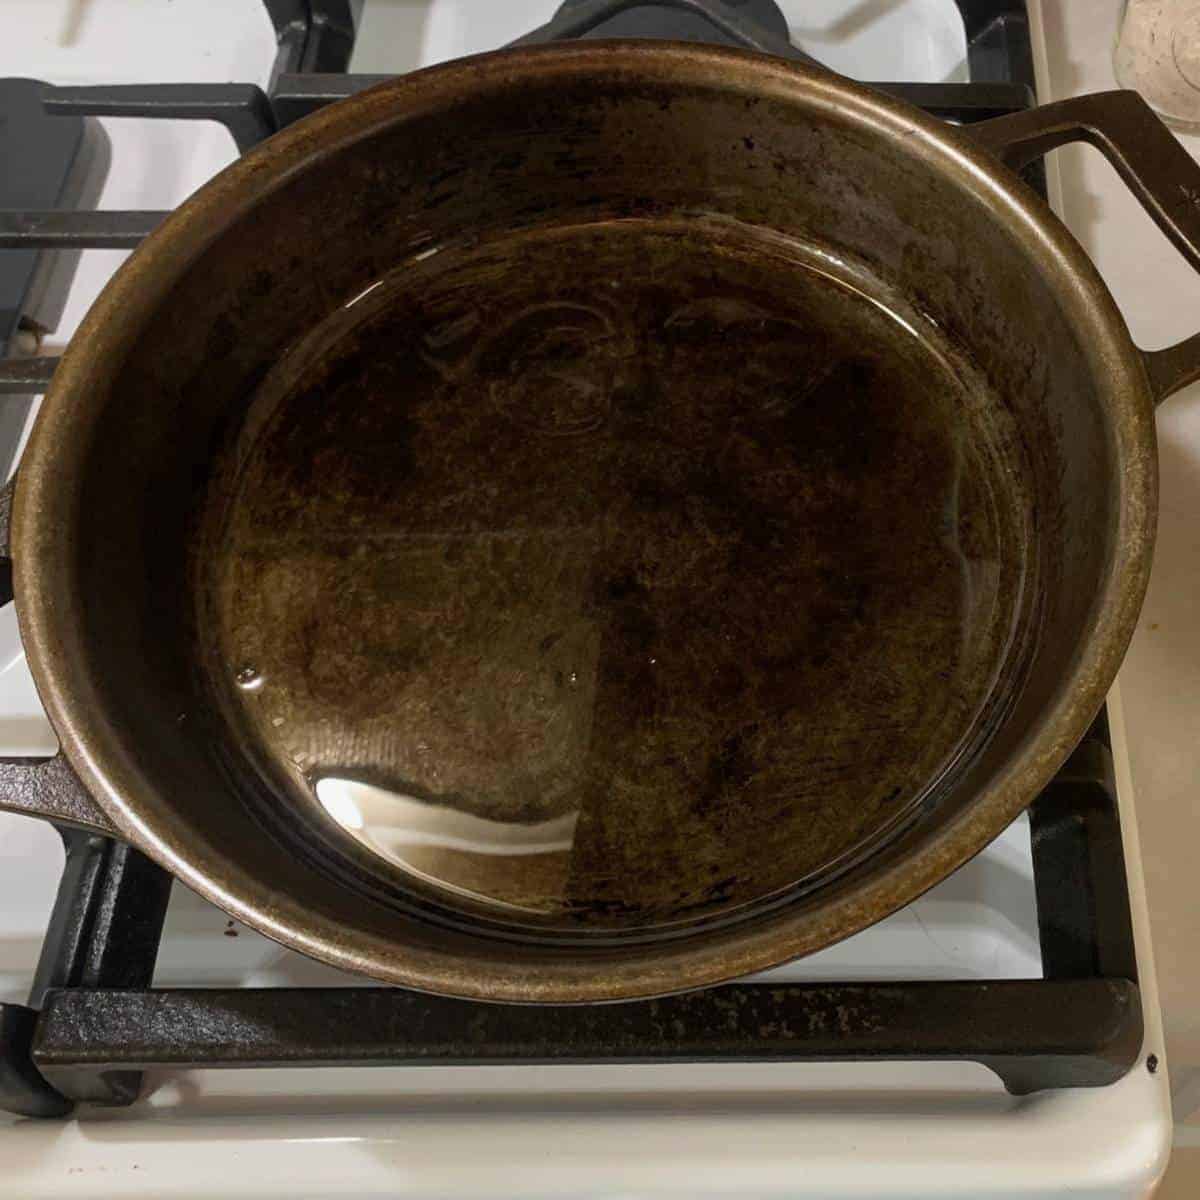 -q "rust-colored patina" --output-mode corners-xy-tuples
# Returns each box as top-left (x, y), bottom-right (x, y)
(3, 44), (1198, 1001)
